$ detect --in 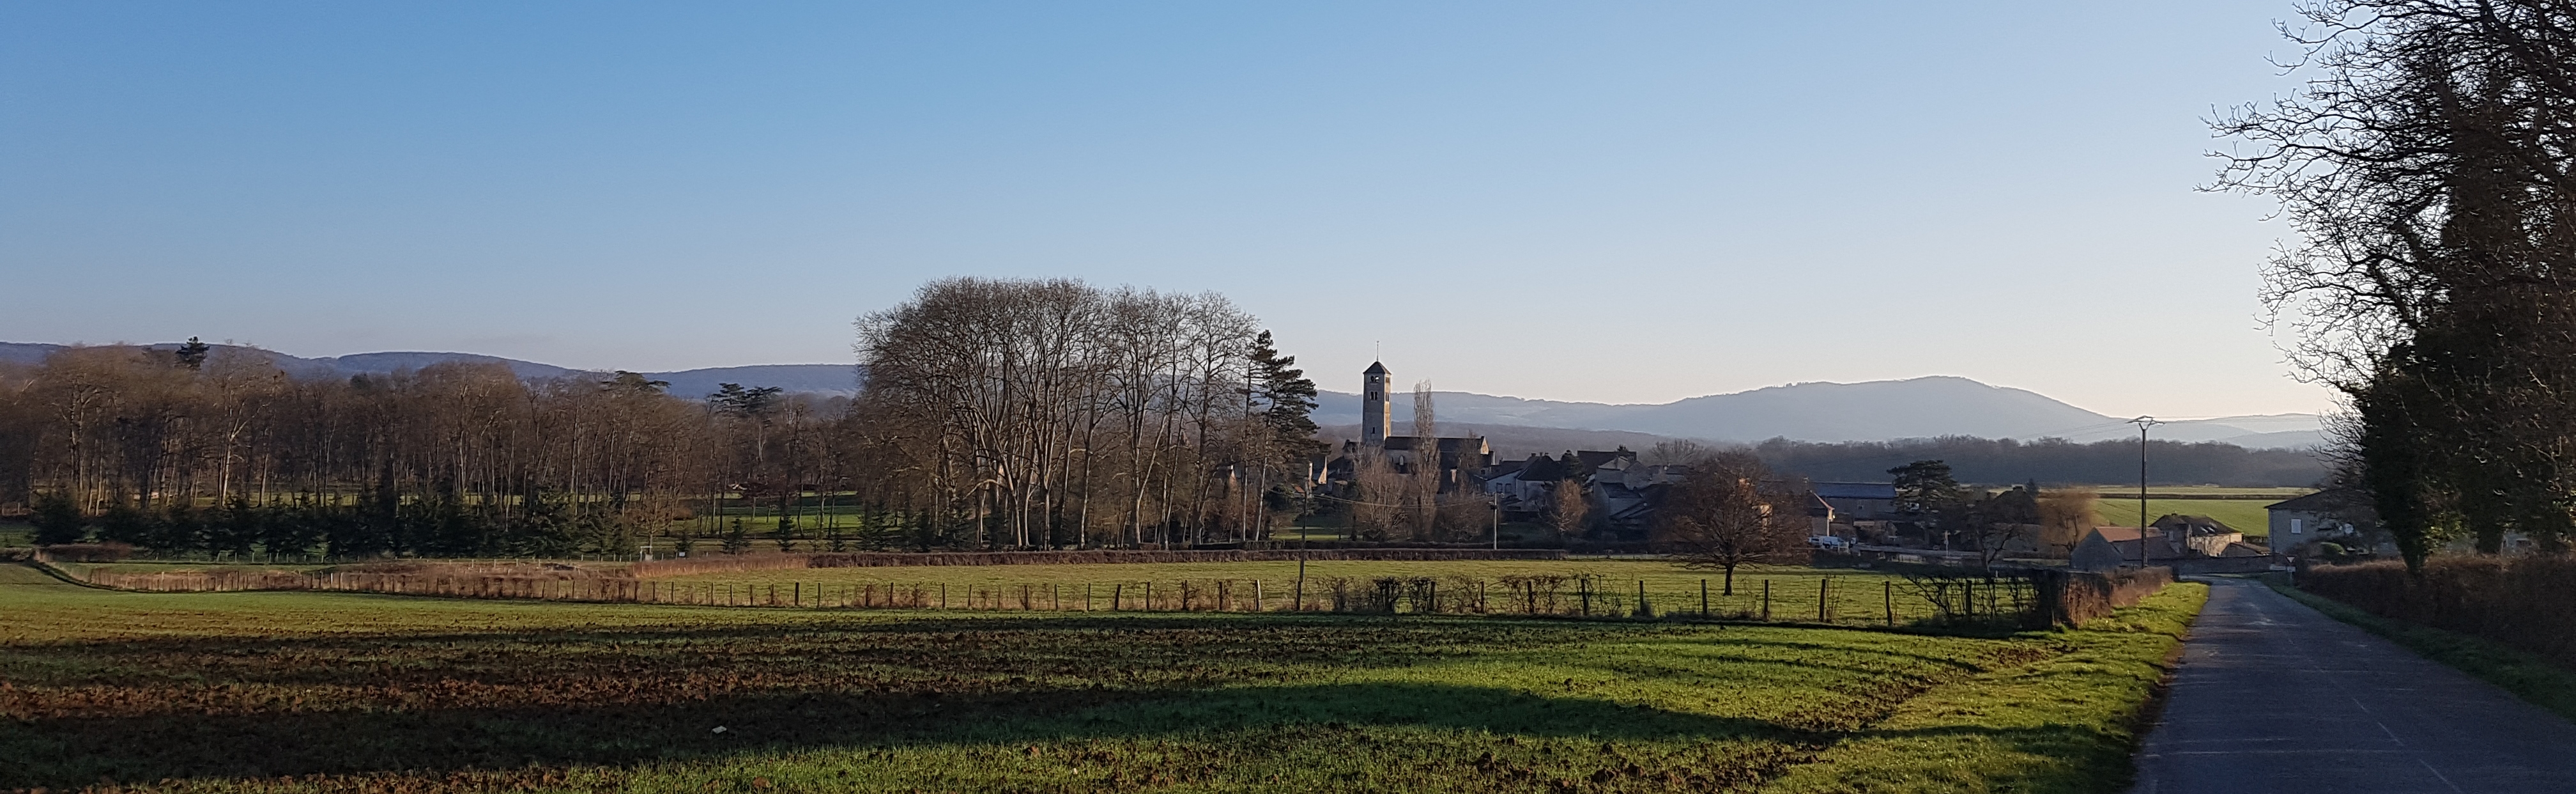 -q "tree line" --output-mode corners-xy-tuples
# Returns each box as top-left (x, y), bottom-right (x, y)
(2218, 0), (2576, 568)
(0, 277), (1322, 557)
(1749, 436), (2326, 488)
